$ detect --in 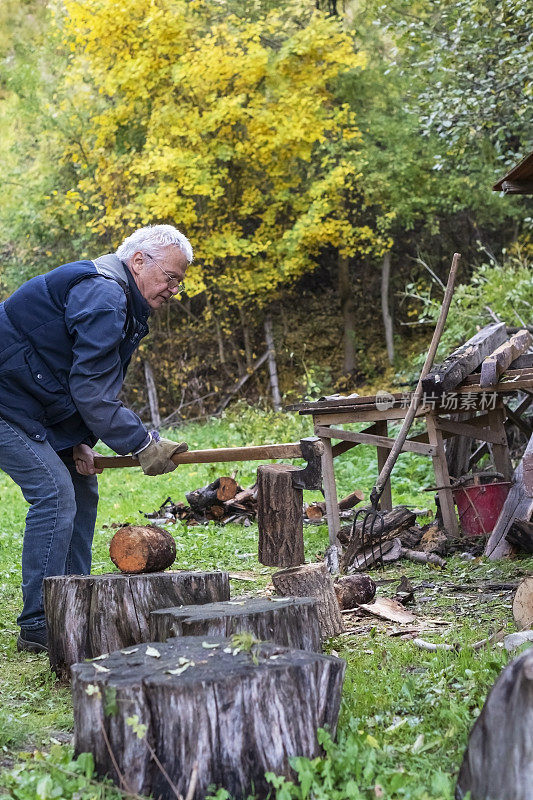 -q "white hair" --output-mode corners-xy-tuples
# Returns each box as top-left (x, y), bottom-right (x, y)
(116, 224), (193, 263)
